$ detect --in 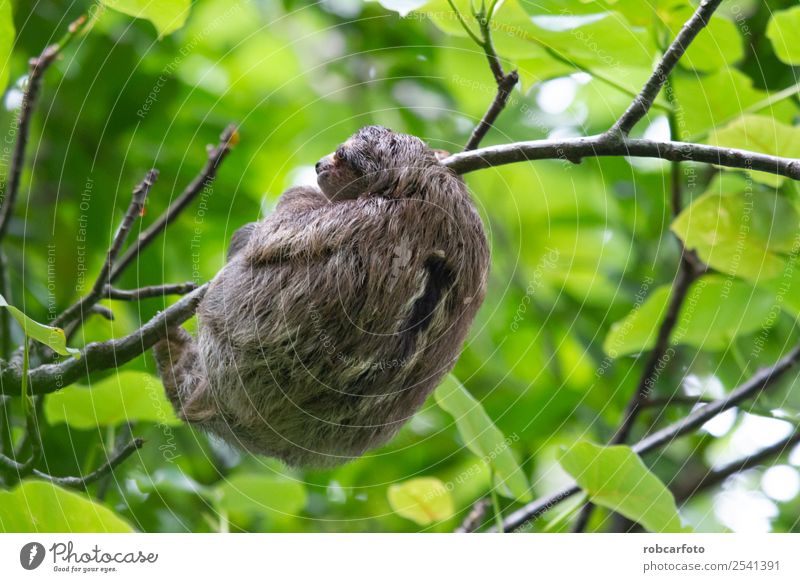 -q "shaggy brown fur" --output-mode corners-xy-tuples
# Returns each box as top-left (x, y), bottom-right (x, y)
(154, 126), (489, 468)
